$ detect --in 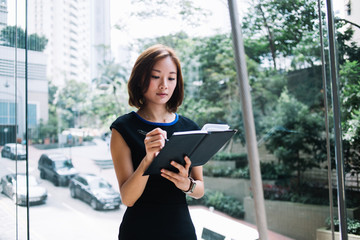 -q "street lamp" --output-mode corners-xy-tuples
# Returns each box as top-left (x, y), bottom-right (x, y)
(4, 127), (8, 145)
